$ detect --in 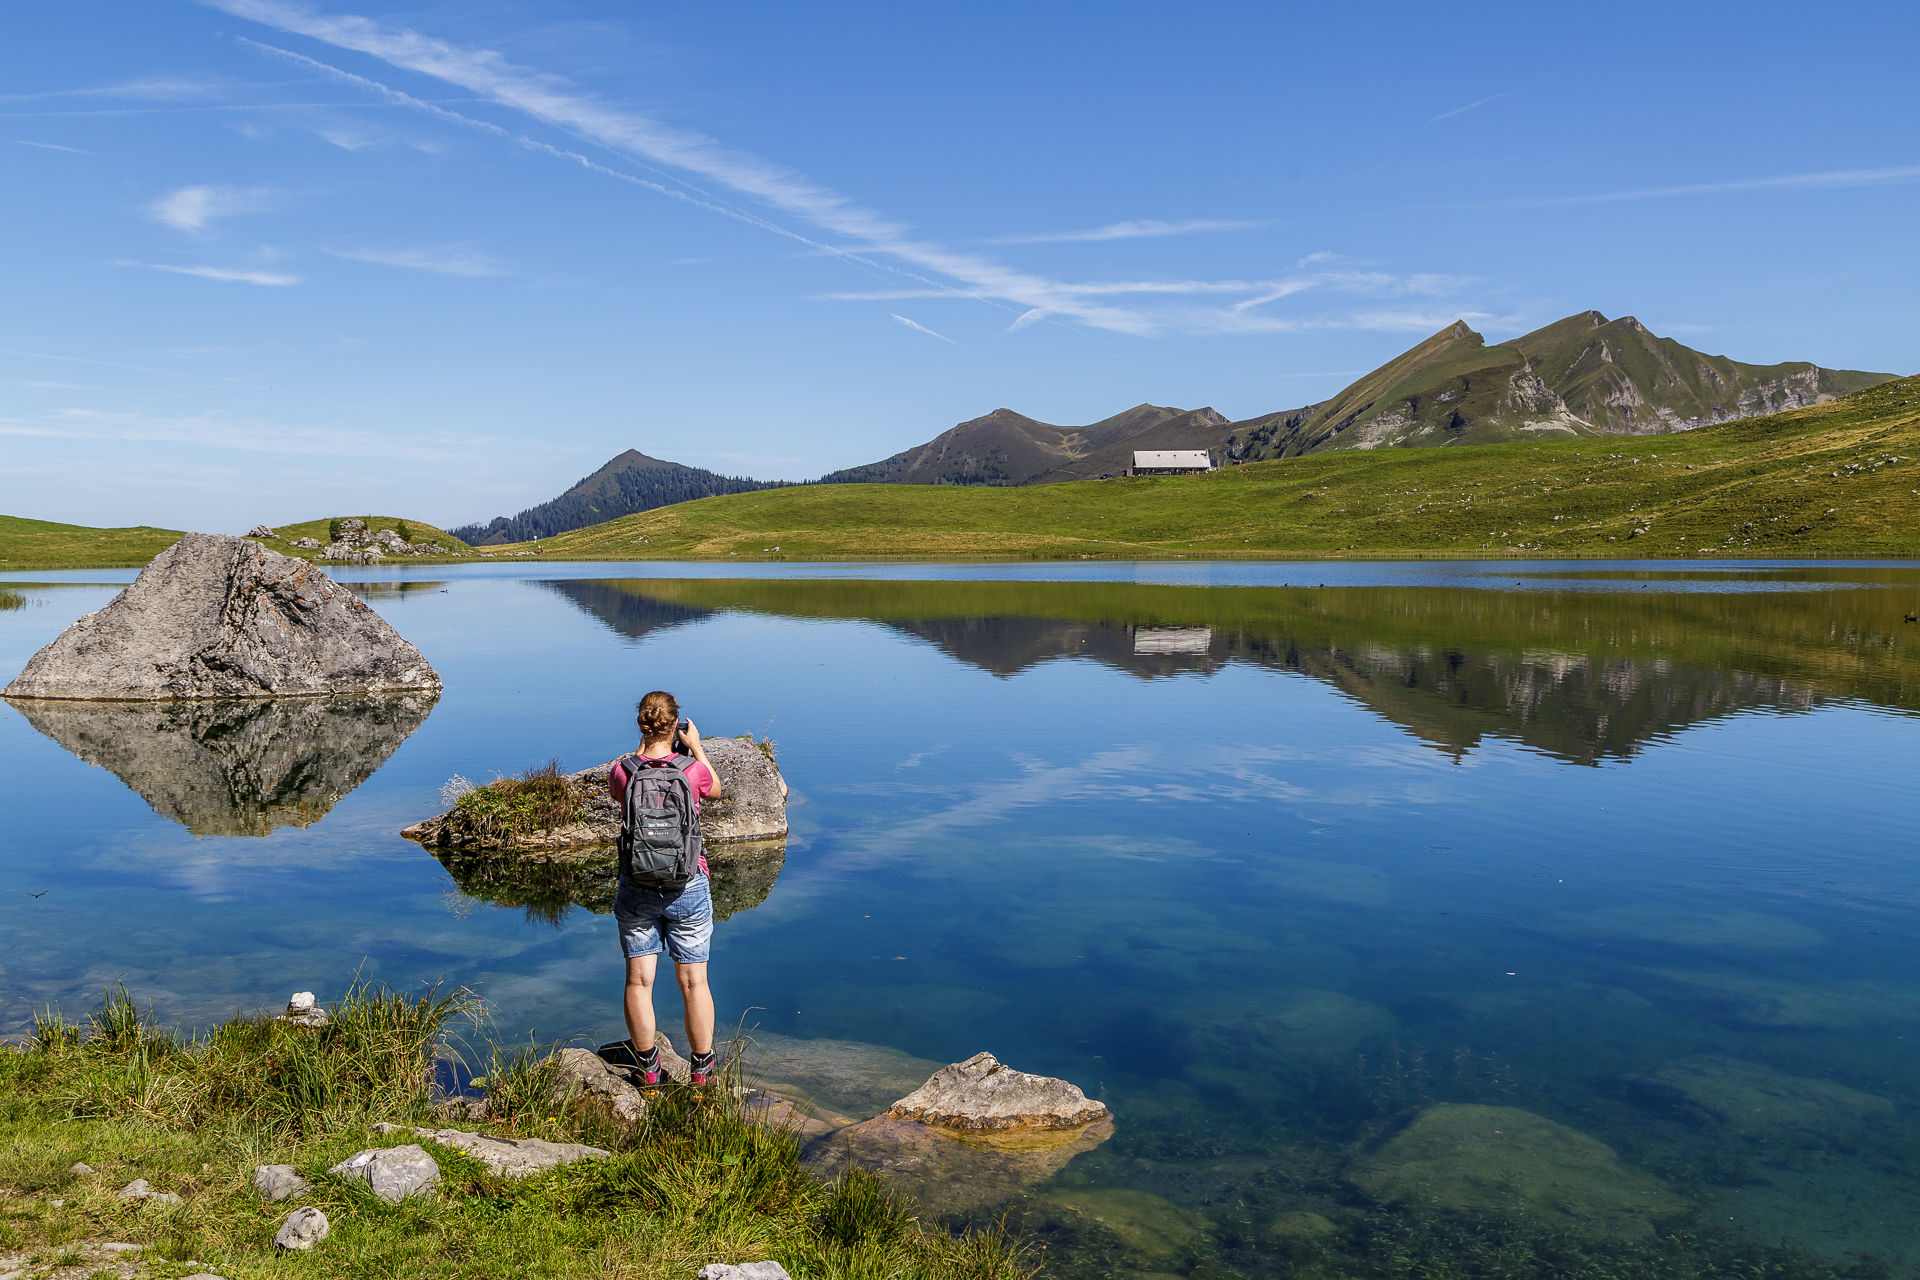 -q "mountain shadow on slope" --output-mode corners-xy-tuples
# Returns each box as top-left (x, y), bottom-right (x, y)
(452, 450), (790, 544)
